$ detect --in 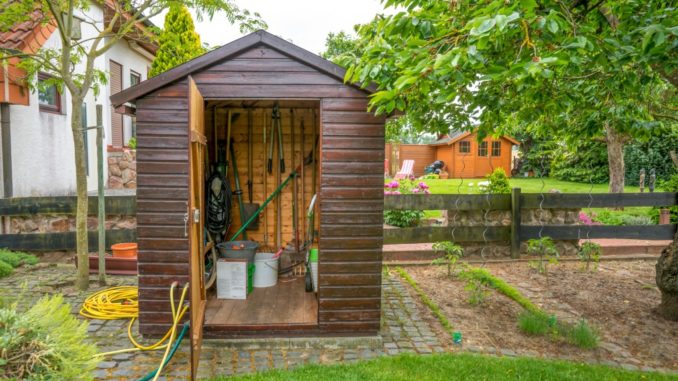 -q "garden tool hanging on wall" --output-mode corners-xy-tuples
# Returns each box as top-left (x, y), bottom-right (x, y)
(241, 109), (260, 229)
(268, 103), (285, 174)
(229, 137), (249, 240)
